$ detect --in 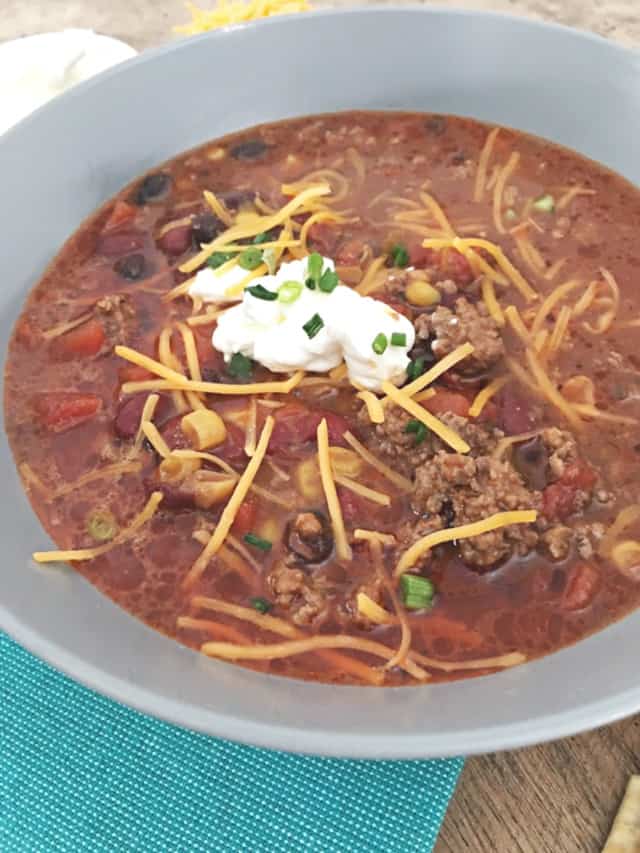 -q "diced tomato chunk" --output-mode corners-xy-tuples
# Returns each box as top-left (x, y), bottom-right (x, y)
(118, 364), (154, 384)
(423, 389), (470, 418)
(232, 499), (257, 535)
(307, 222), (339, 256)
(562, 562), (600, 611)
(52, 319), (105, 359)
(560, 461), (597, 493)
(409, 245), (438, 269)
(440, 247), (474, 285)
(542, 461), (596, 520)
(103, 200), (137, 231)
(35, 392), (102, 432)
